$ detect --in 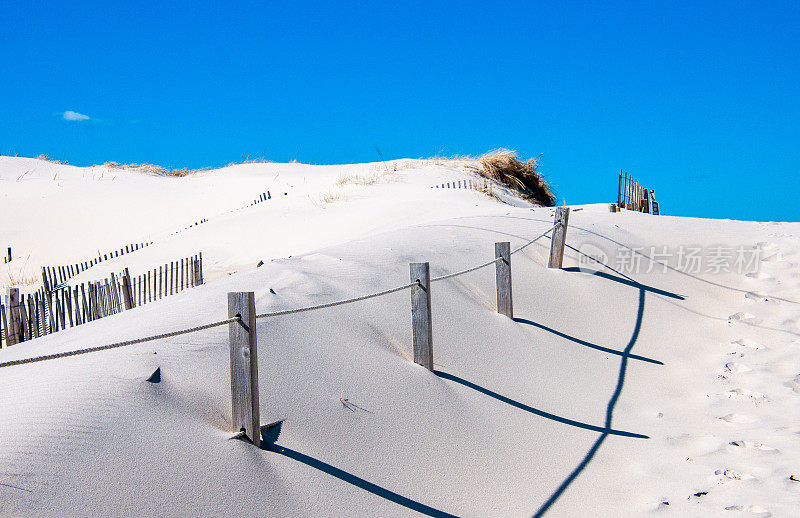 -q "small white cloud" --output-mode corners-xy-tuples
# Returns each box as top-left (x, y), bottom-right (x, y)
(63, 110), (90, 121)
